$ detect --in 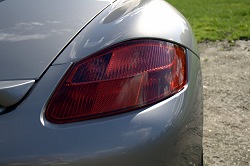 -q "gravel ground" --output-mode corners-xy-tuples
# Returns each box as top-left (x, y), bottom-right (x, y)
(199, 40), (250, 165)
